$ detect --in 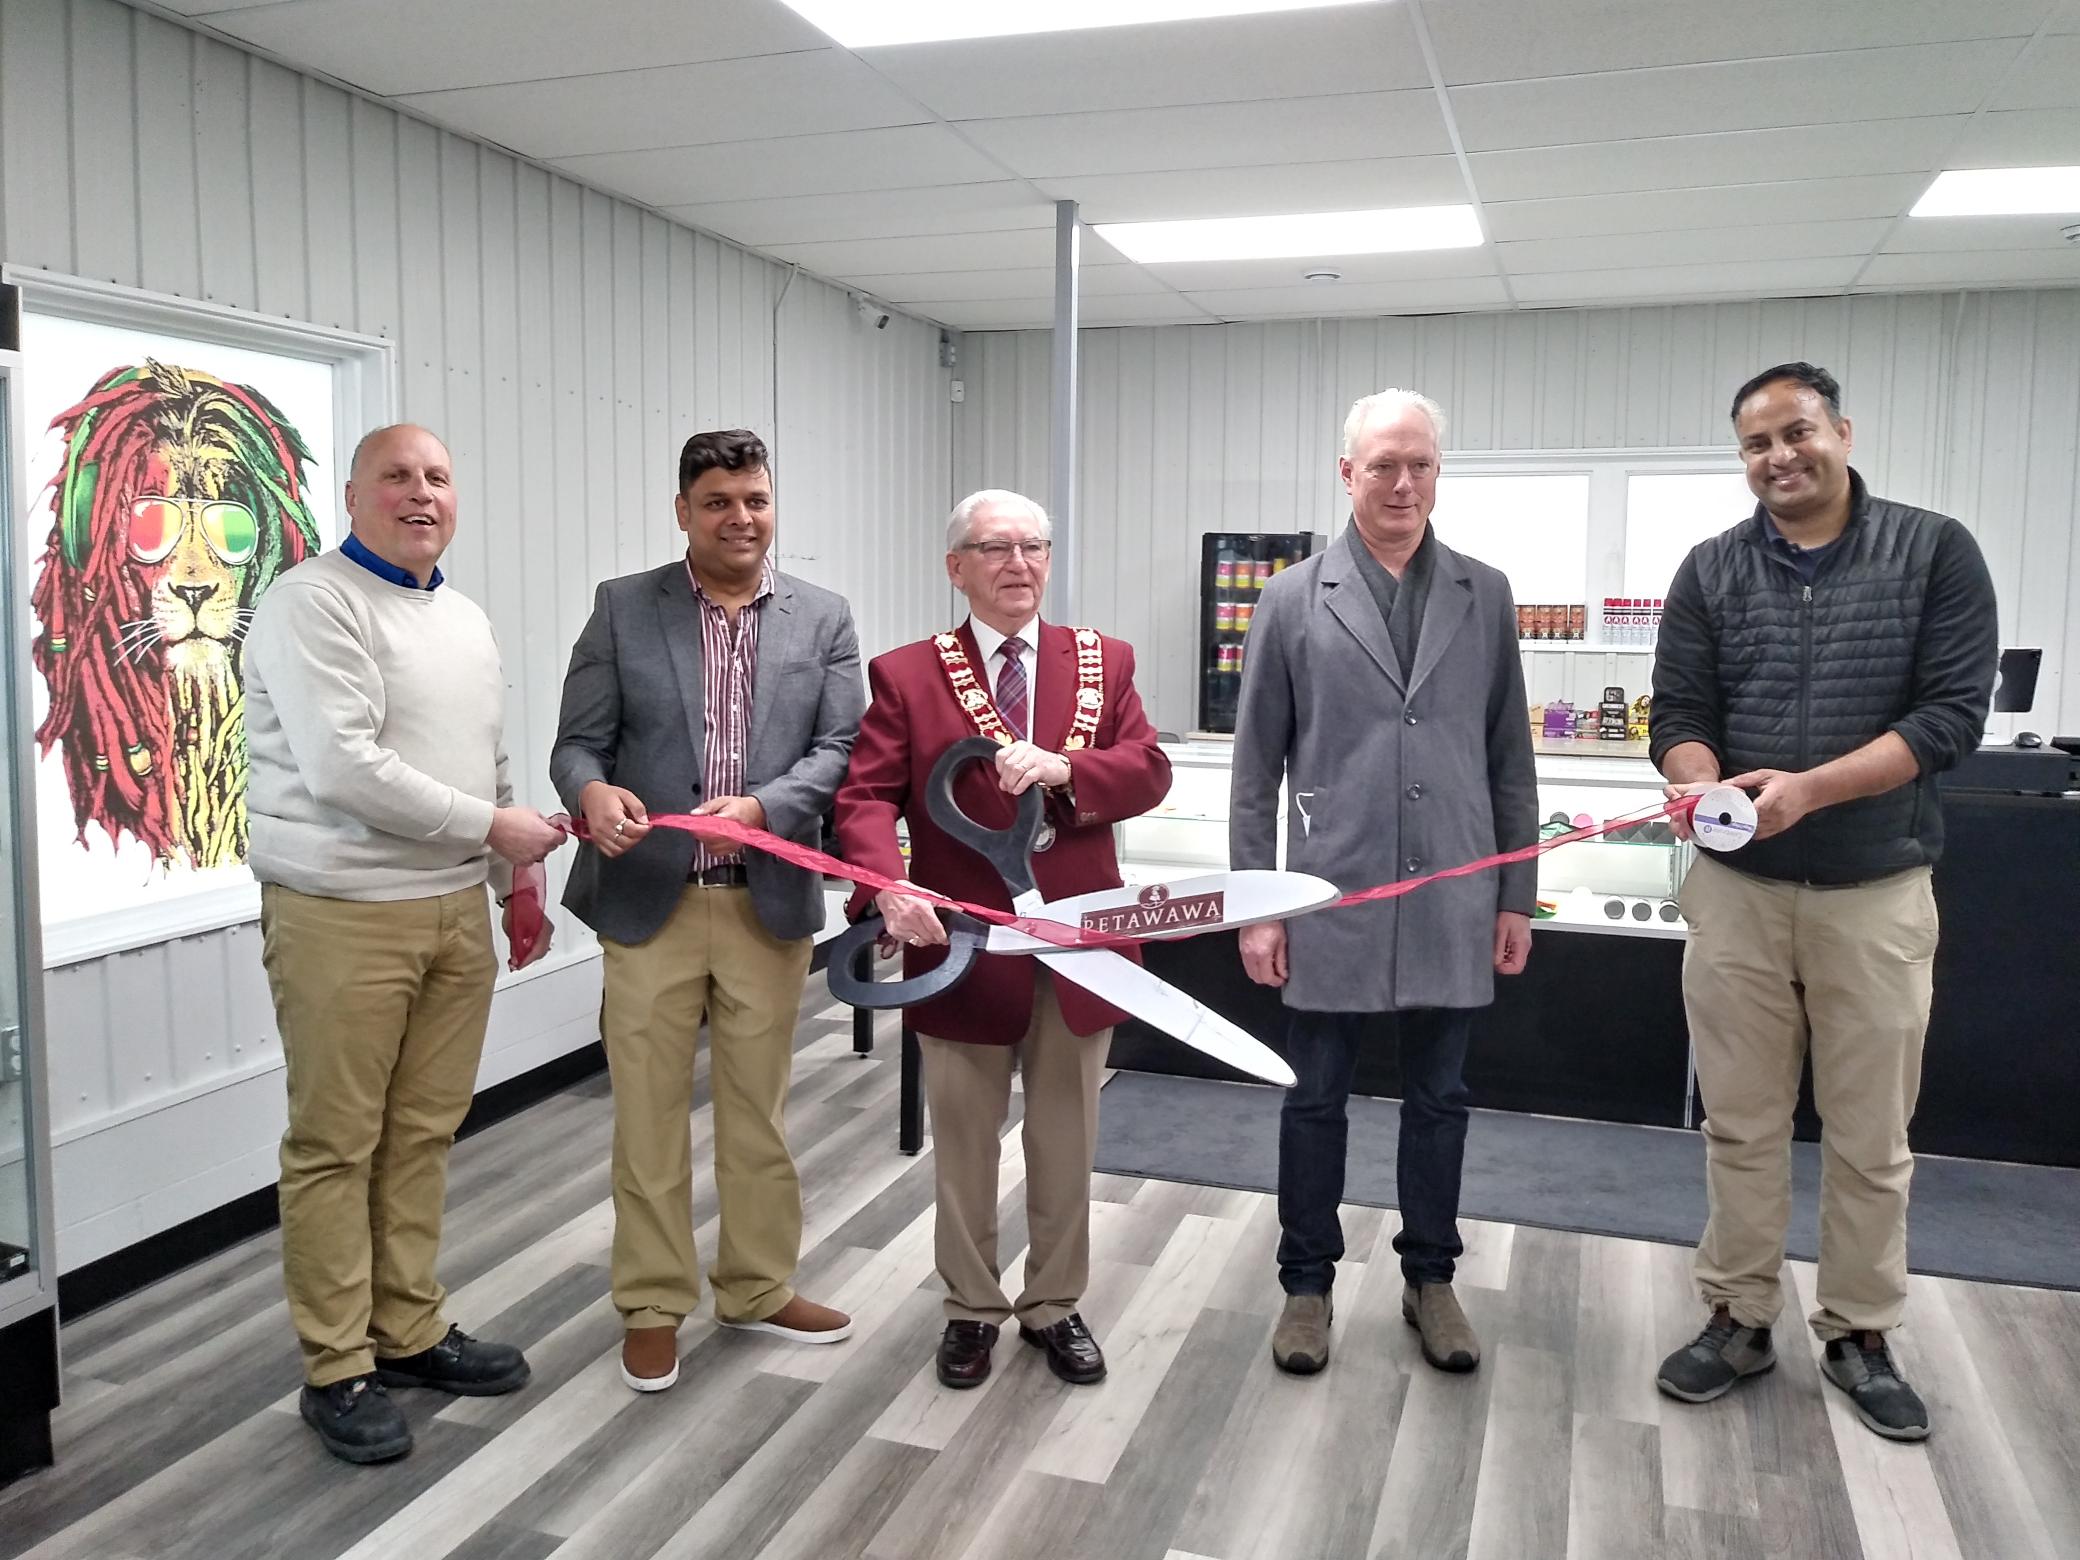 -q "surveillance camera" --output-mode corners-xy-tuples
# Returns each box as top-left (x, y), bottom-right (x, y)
(853, 295), (891, 330)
